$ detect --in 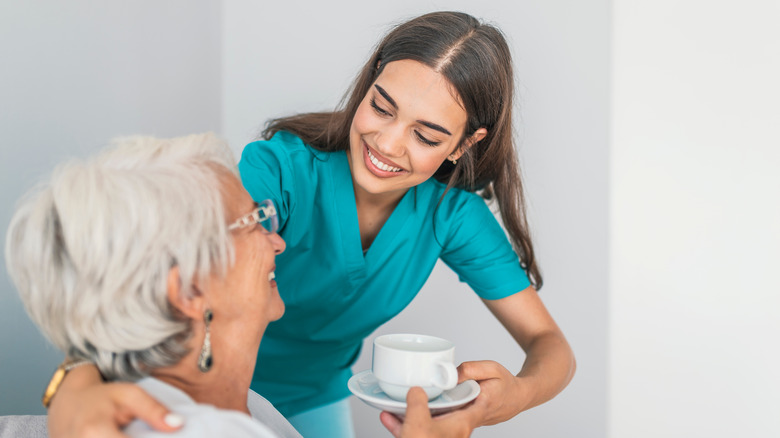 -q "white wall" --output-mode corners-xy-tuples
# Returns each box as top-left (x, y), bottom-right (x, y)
(223, 1), (609, 437)
(610, 1), (780, 437)
(0, 0), (222, 414)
